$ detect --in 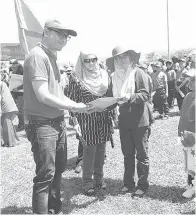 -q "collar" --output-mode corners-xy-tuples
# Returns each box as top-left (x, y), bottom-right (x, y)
(38, 43), (57, 60)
